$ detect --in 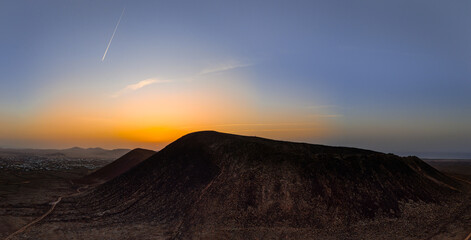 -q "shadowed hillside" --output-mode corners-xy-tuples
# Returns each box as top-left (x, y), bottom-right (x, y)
(52, 131), (463, 239)
(77, 148), (155, 184)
